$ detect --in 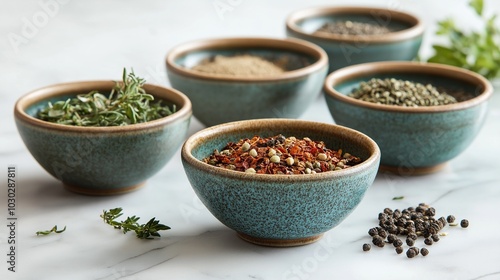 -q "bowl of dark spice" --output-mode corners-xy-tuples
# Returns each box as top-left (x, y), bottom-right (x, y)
(181, 118), (380, 247)
(166, 37), (328, 127)
(14, 69), (192, 195)
(324, 61), (493, 174)
(286, 6), (424, 72)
